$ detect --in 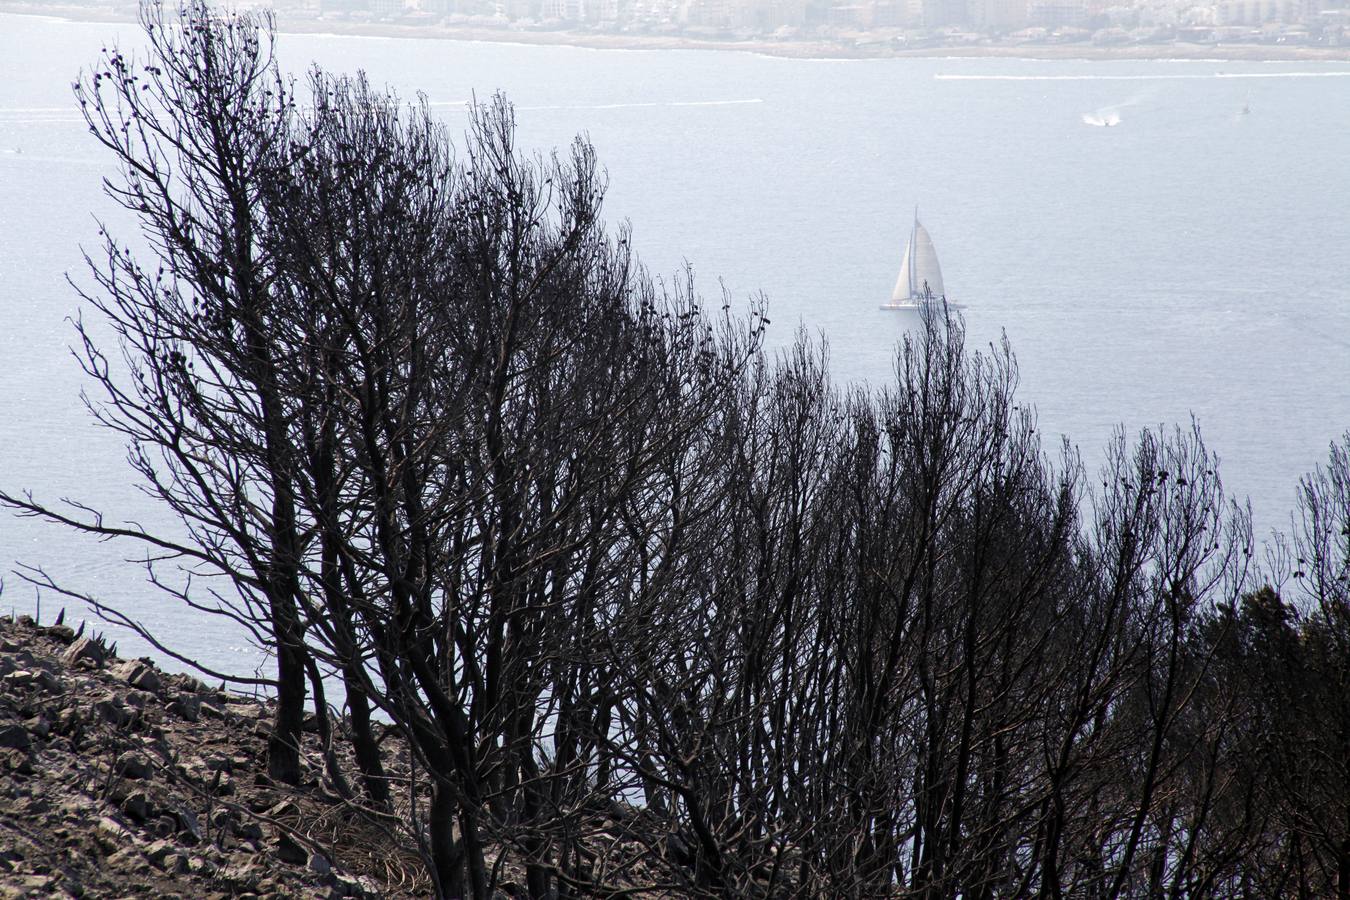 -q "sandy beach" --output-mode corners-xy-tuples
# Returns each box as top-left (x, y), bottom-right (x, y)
(5, 2), (1350, 61)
